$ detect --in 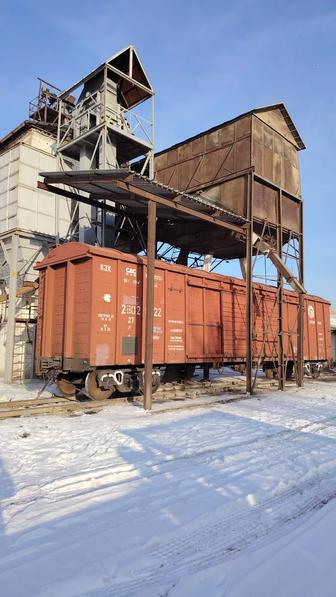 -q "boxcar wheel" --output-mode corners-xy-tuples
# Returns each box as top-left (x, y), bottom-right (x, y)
(311, 366), (321, 379)
(56, 378), (77, 397)
(138, 370), (160, 395)
(85, 371), (113, 400)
